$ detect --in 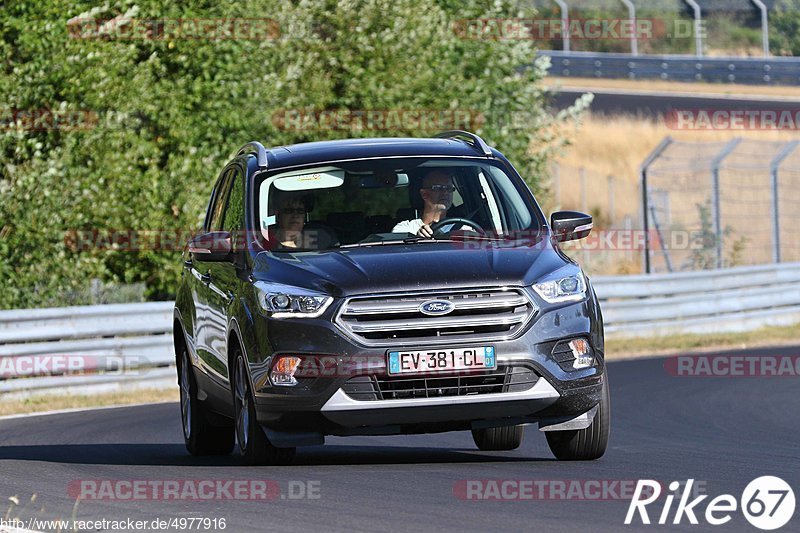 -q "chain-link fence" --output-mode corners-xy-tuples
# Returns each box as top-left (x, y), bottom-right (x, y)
(642, 137), (800, 273)
(549, 163), (642, 275)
